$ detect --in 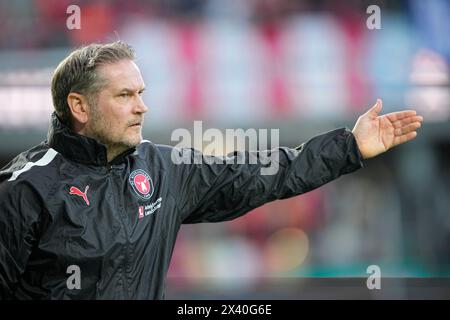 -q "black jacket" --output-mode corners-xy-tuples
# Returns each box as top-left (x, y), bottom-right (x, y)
(0, 113), (364, 299)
